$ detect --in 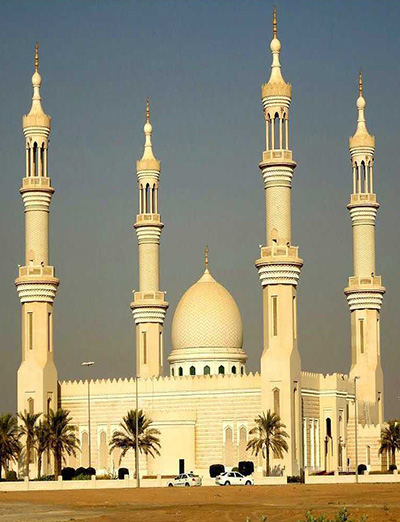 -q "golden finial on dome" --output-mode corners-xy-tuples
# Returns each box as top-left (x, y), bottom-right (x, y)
(205, 244), (209, 270)
(146, 97), (150, 123)
(273, 6), (277, 38)
(358, 69), (363, 97)
(34, 41), (39, 72)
